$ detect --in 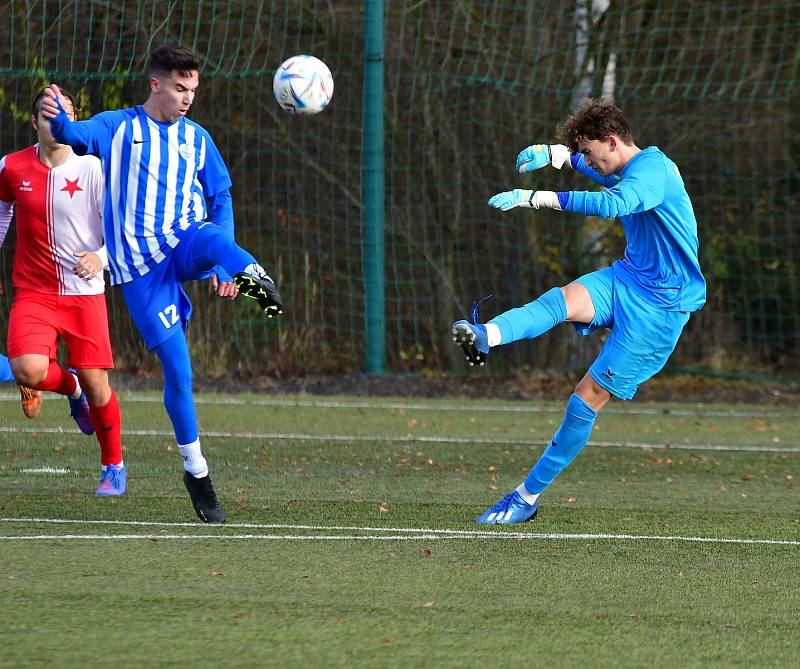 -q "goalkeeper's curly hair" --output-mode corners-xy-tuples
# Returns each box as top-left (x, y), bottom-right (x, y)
(558, 99), (635, 153)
